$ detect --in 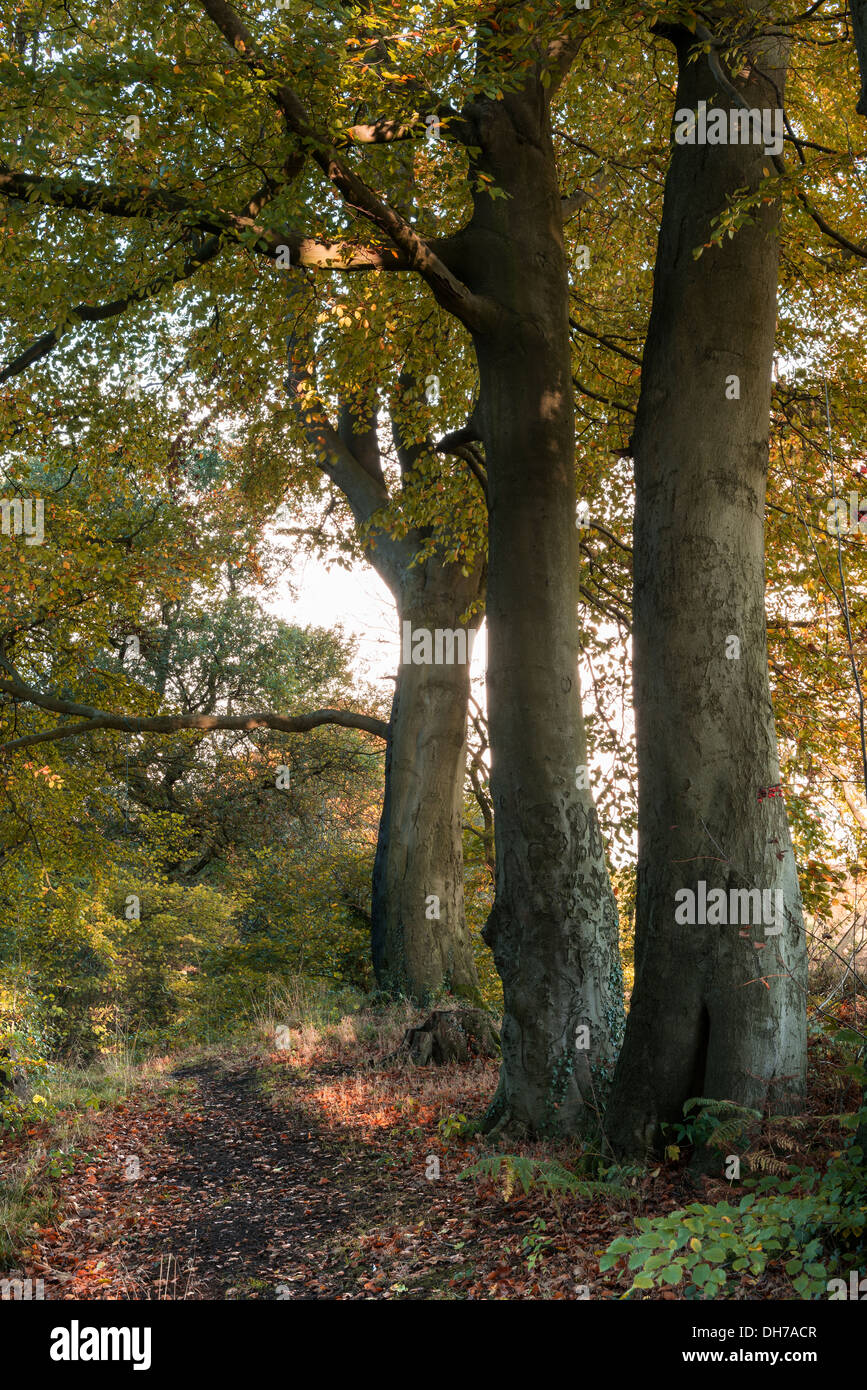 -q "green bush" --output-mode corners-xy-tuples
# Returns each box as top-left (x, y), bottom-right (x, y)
(601, 1143), (867, 1299)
